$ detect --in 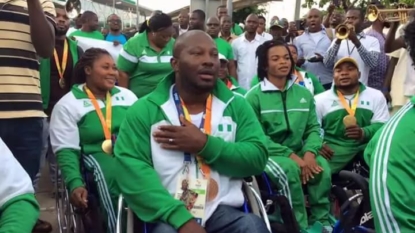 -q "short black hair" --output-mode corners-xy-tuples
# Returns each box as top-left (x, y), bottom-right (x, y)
(192, 9), (206, 21)
(72, 48), (111, 84)
(138, 12), (172, 33)
(80, 11), (97, 24)
(256, 40), (295, 81)
(258, 16), (266, 21)
(347, 7), (365, 21)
